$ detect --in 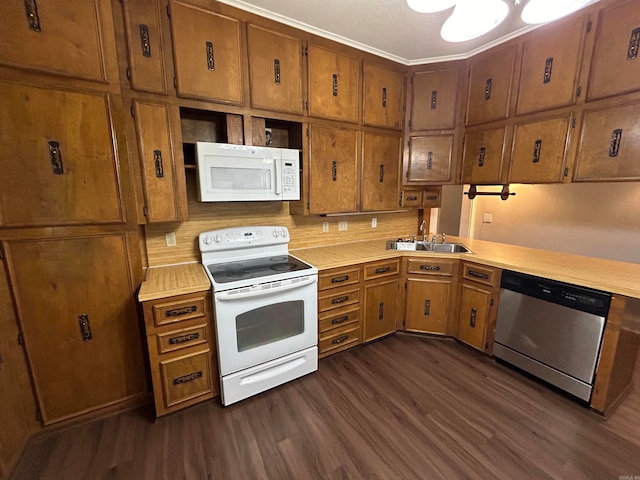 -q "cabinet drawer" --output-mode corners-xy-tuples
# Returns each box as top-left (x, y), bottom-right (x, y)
(462, 263), (500, 287)
(406, 258), (455, 276)
(156, 324), (209, 354)
(319, 325), (360, 354)
(160, 348), (213, 408)
(319, 306), (360, 333)
(400, 189), (422, 207)
(318, 287), (360, 312)
(152, 296), (207, 327)
(319, 267), (361, 290)
(364, 259), (400, 280)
